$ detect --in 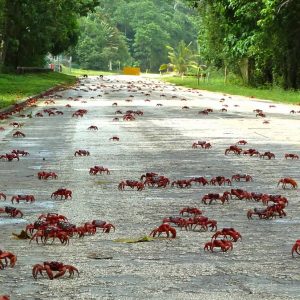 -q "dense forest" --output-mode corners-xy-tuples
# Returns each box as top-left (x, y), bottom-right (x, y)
(0, 0), (99, 71)
(0, 0), (299, 89)
(186, 0), (300, 89)
(69, 0), (199, 73)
